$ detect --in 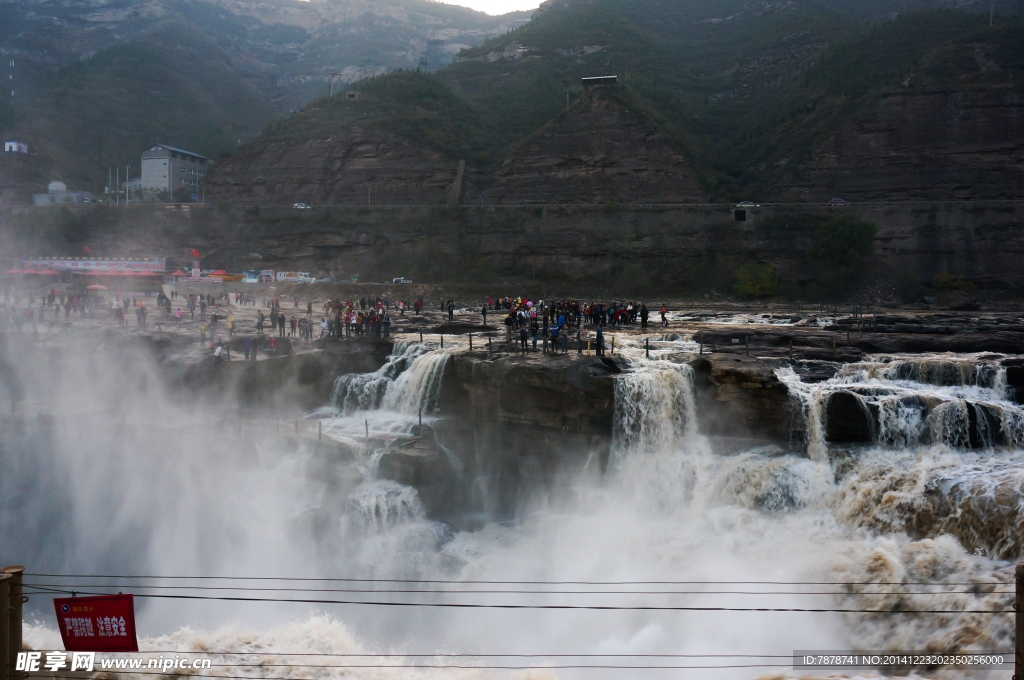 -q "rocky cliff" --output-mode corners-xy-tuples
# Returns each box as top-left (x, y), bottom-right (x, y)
(204, 129), (463, 206)
(792, 86), (1024, 202)
(488, 91), (706, 204)
(5, 203), (1022, 298)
